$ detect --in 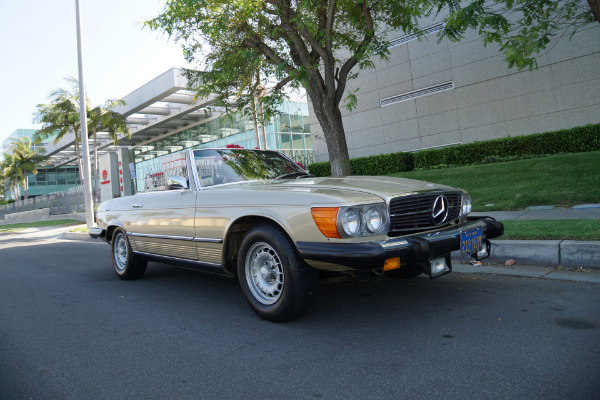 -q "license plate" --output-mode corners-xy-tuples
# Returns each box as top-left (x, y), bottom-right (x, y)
(460, 228), (483, 255)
